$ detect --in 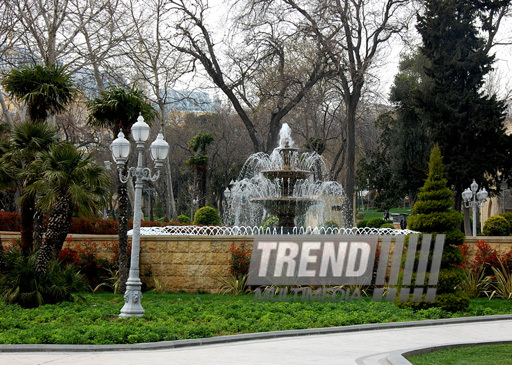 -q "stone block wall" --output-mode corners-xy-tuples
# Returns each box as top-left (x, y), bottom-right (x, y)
(138, 236), (248, 293)
(2, 232), (512, 293)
